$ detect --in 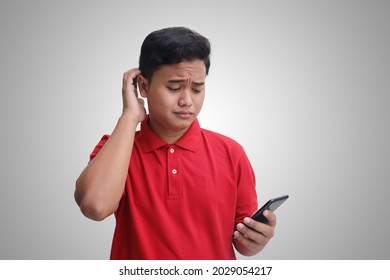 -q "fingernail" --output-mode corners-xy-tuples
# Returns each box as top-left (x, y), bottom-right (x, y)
(263, 210), (269, 217)
(233, 231), (240, 239)
(244, 217), (251, 225)
(237, 223), (244, 230)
